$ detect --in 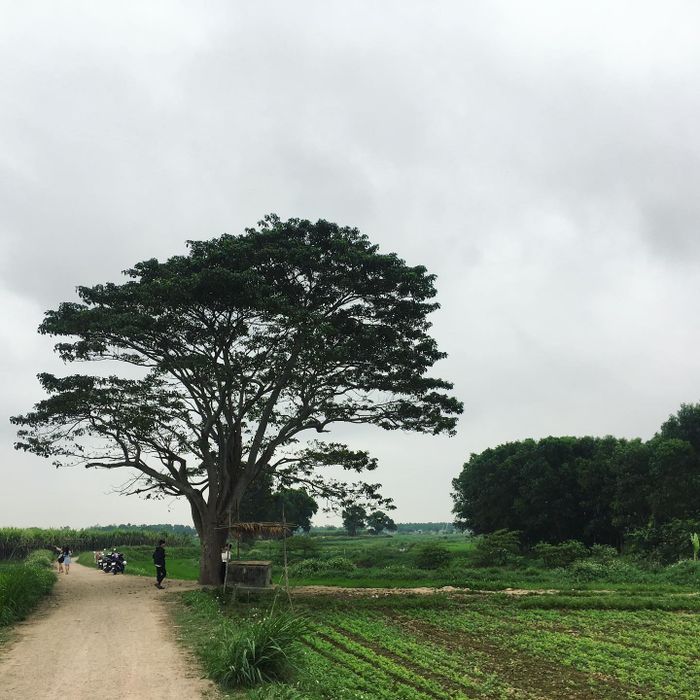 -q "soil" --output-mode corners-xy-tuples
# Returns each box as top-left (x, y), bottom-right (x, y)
(0, 561), (216, 700)
(291, 584), (561, 597)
